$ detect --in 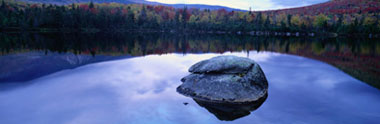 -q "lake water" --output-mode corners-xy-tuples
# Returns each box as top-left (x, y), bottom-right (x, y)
(0, 33), (380, 124)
